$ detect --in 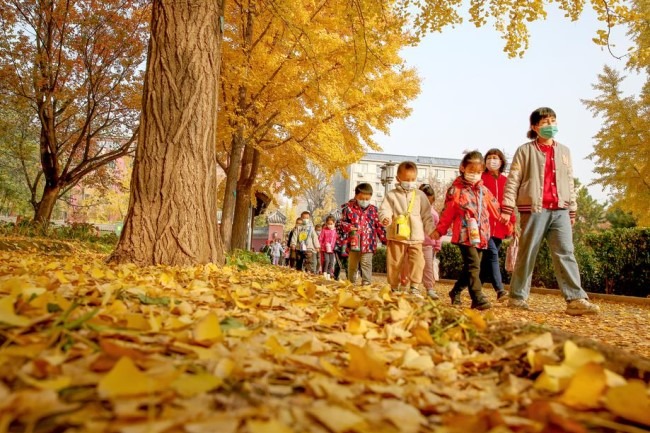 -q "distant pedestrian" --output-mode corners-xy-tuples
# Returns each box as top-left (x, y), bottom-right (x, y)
(287, 218), (303, 270)
(270, 239), (283, 265)
(499, 107), (599, 315)
(290, 211), (320, 273)
(419, 184), (442, 300)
